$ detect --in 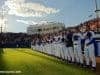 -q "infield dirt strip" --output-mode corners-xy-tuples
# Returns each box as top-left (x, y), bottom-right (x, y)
(96, 57), (100, 75)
